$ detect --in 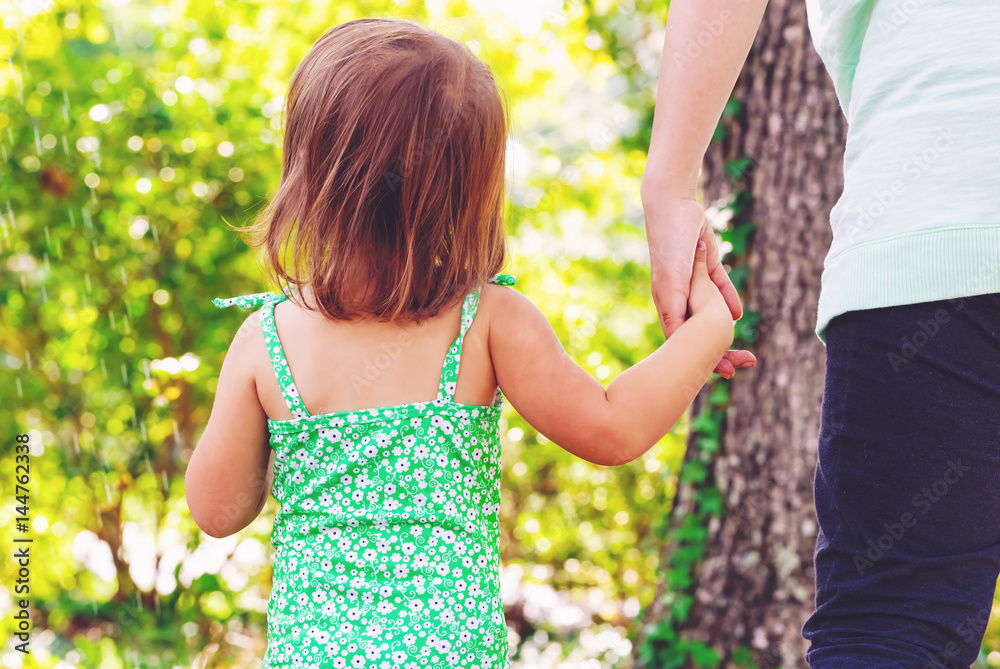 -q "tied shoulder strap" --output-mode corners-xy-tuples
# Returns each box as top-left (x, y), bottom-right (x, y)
(212, 289), (309, 420)
(489, 274), (516, 286)
(212, 290), (284, 310)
